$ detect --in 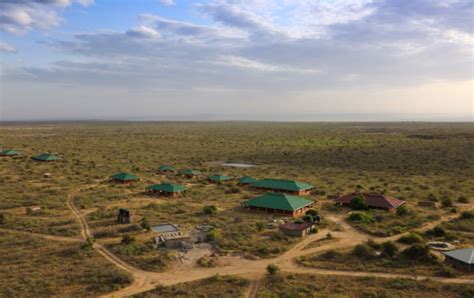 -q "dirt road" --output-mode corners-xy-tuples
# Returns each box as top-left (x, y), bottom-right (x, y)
(61, 194), (474, 297)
